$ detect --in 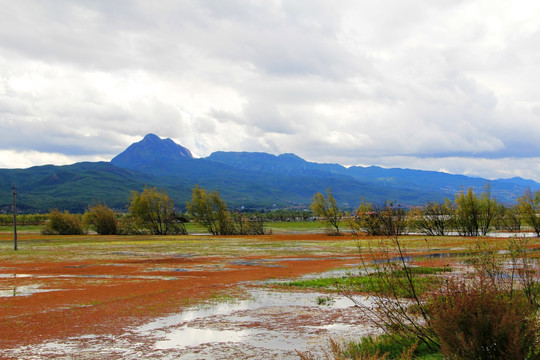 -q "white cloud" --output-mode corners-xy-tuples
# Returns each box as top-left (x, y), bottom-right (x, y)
(0, 0), (540, 180)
